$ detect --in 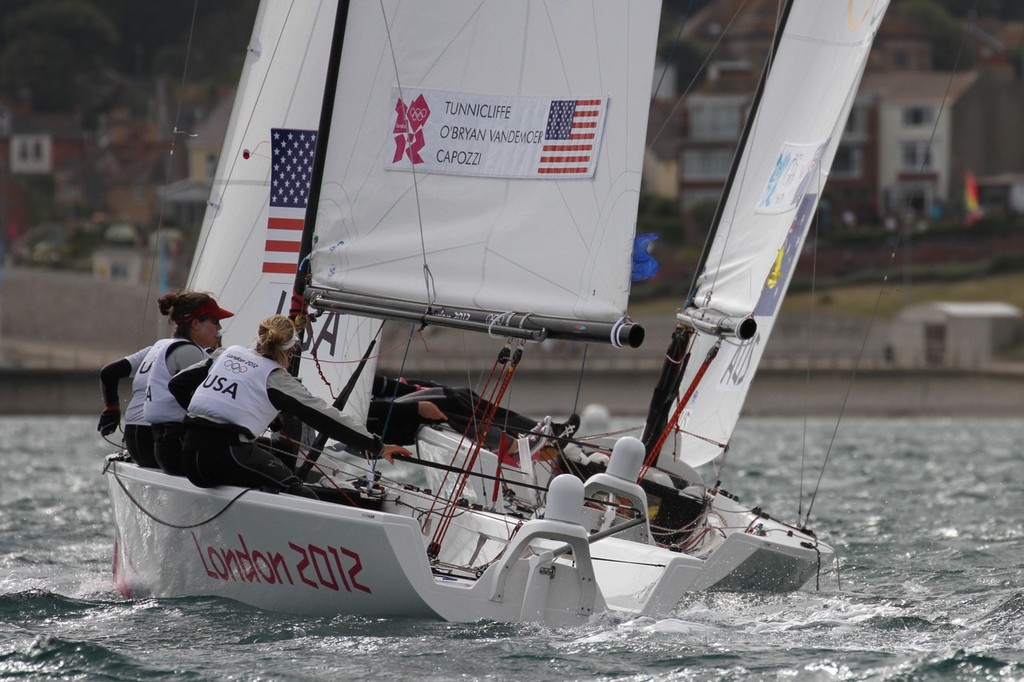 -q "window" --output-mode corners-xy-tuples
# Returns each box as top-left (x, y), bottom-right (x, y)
(10, 133), (51, 173)
(682, 189), (721, 211)
(830, 146), (863, 177)
(683, 149), (733, 180)
(902, 106), (934, 127)
(688, 100), (743, 139)
(900, 141), (933, 171)
(844, 104), (867, 135)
